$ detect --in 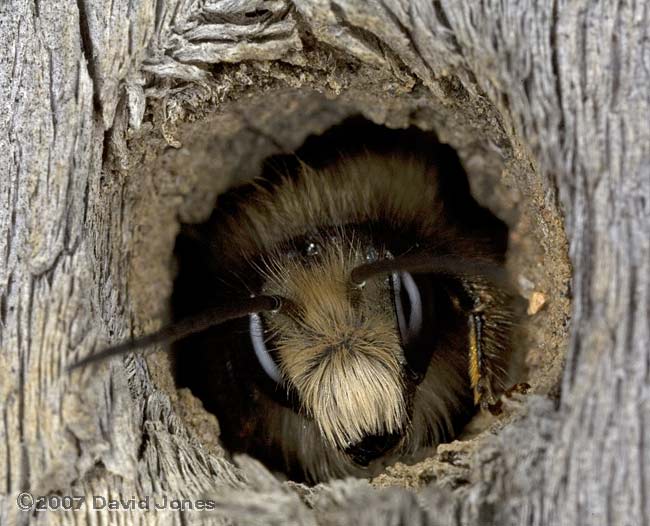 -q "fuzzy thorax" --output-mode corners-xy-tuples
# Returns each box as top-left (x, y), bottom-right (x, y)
(260, 238), (407, 450)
